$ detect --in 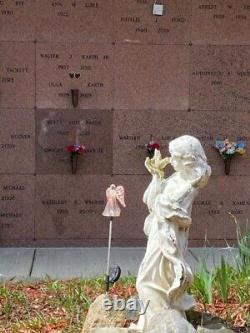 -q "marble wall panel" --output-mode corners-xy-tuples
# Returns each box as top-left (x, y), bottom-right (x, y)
(0, 0), (36, 41)
(36, 109), (112, 175)
(0, 42), (35, 108)
(114, 0), (191, 44)
(191, 0), (250, 45)
(114, 44), (189, 110)
(0, 175), (34, 241)
(113, 109), (250, 176)
(0, 109), (35, 174)
(36, 43), (113, 109)
(191, 176), (250, 242)
(35, 175), (111, 240)
(36, 0), (113, 43)
(190, 46), (250, 111)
